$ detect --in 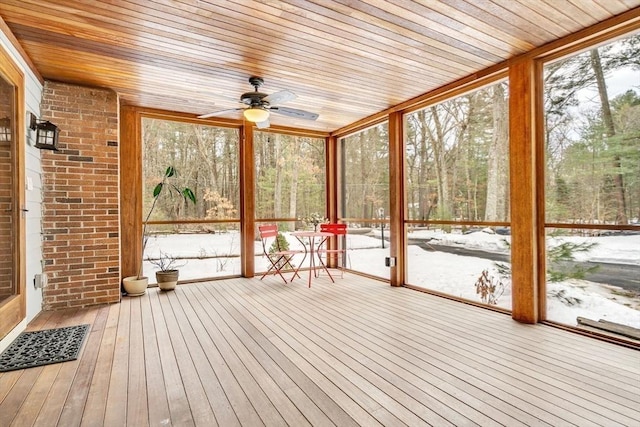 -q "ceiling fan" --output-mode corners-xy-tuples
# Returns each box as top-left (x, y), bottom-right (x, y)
(198, 77), (319, 128)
